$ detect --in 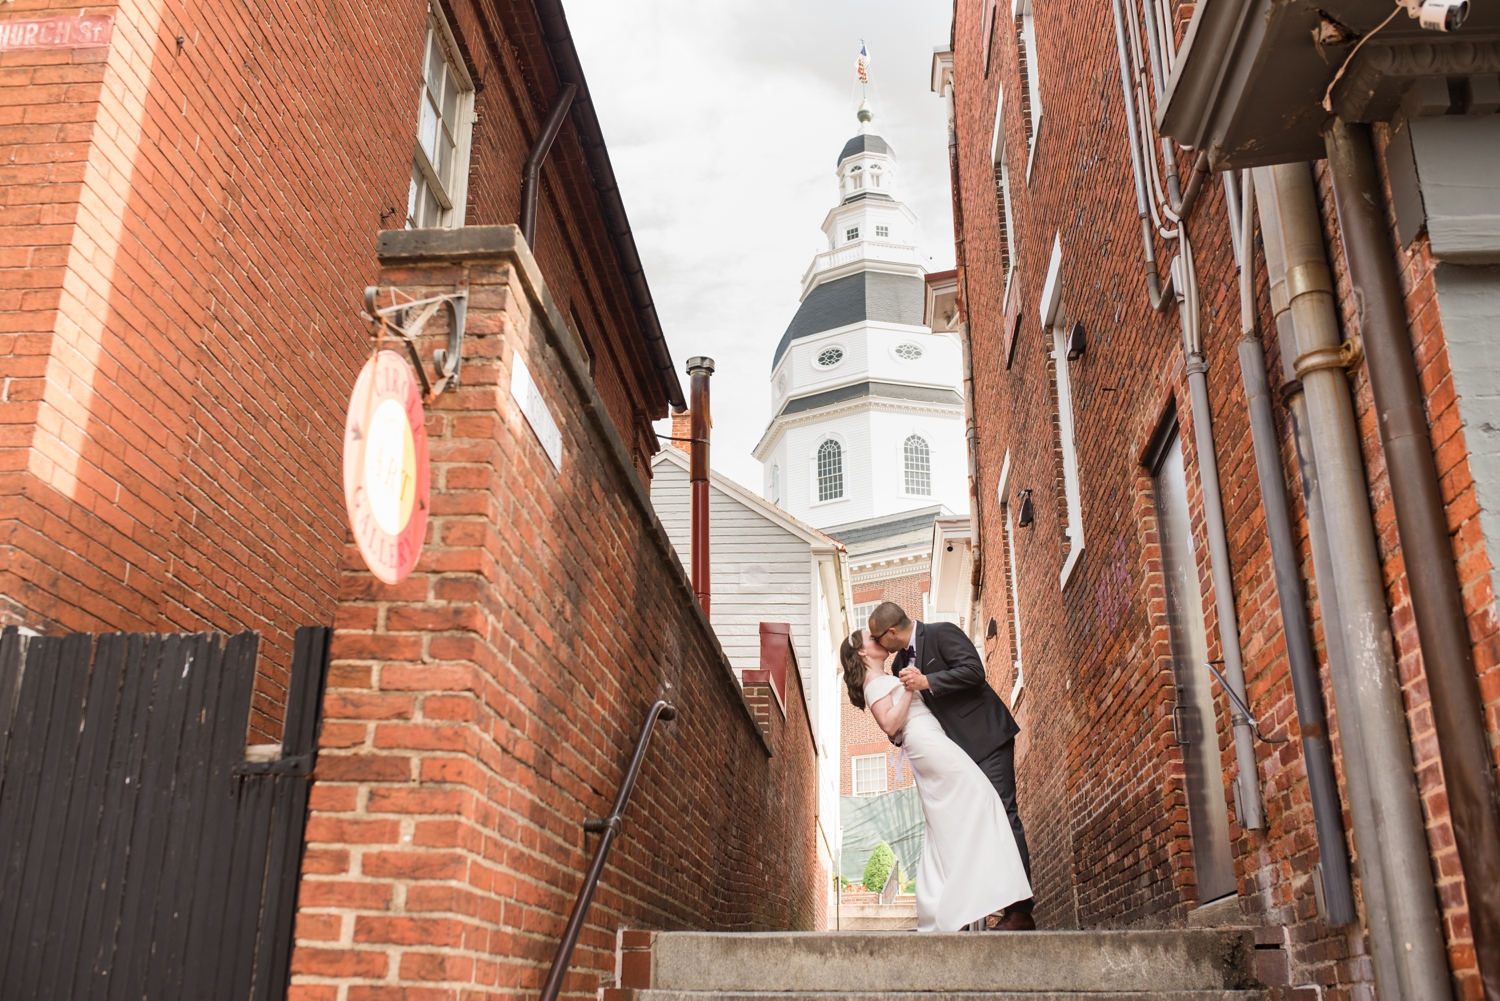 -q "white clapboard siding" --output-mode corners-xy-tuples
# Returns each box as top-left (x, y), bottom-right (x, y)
(651, 458), (815, 688)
